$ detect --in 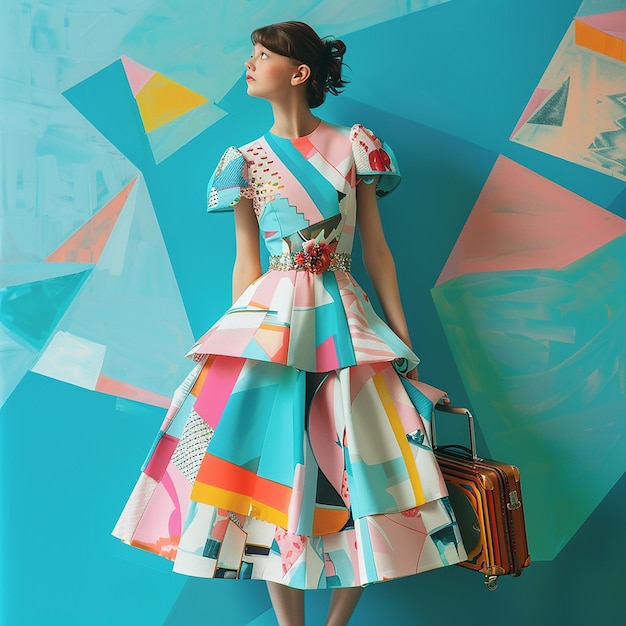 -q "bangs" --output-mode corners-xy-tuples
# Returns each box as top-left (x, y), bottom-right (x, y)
(251, 25), (299, 60)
